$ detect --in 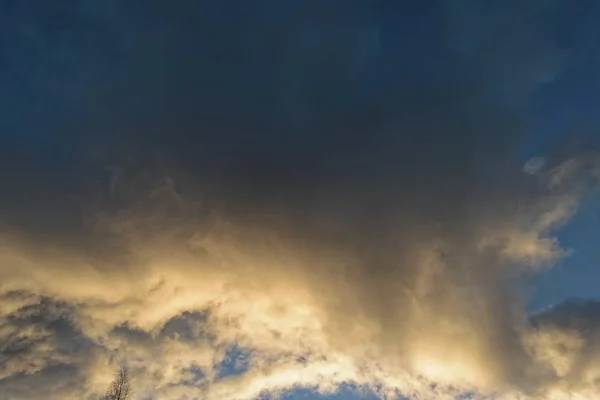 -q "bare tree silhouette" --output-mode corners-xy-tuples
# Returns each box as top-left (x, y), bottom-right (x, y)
(104, 366), (133, 400)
